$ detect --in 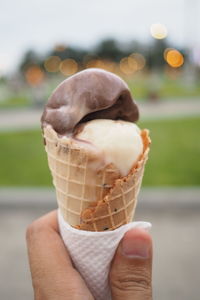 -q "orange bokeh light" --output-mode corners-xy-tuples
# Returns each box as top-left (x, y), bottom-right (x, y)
(25, 65), (44, 86)
(44, 56), (61, 72)
(129, 53), (146, 71)
(59, 59), (78, 76)
(163, 48), (174, 60)
(120, 53), (146, 75)
(103, 60), (117, 72)
(86, 59), (117, 72)
(119, 57), (132, 75)
(127, 57), (138, 72)
(166, 50), (184, 68)
(86, 59), (105, 69)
